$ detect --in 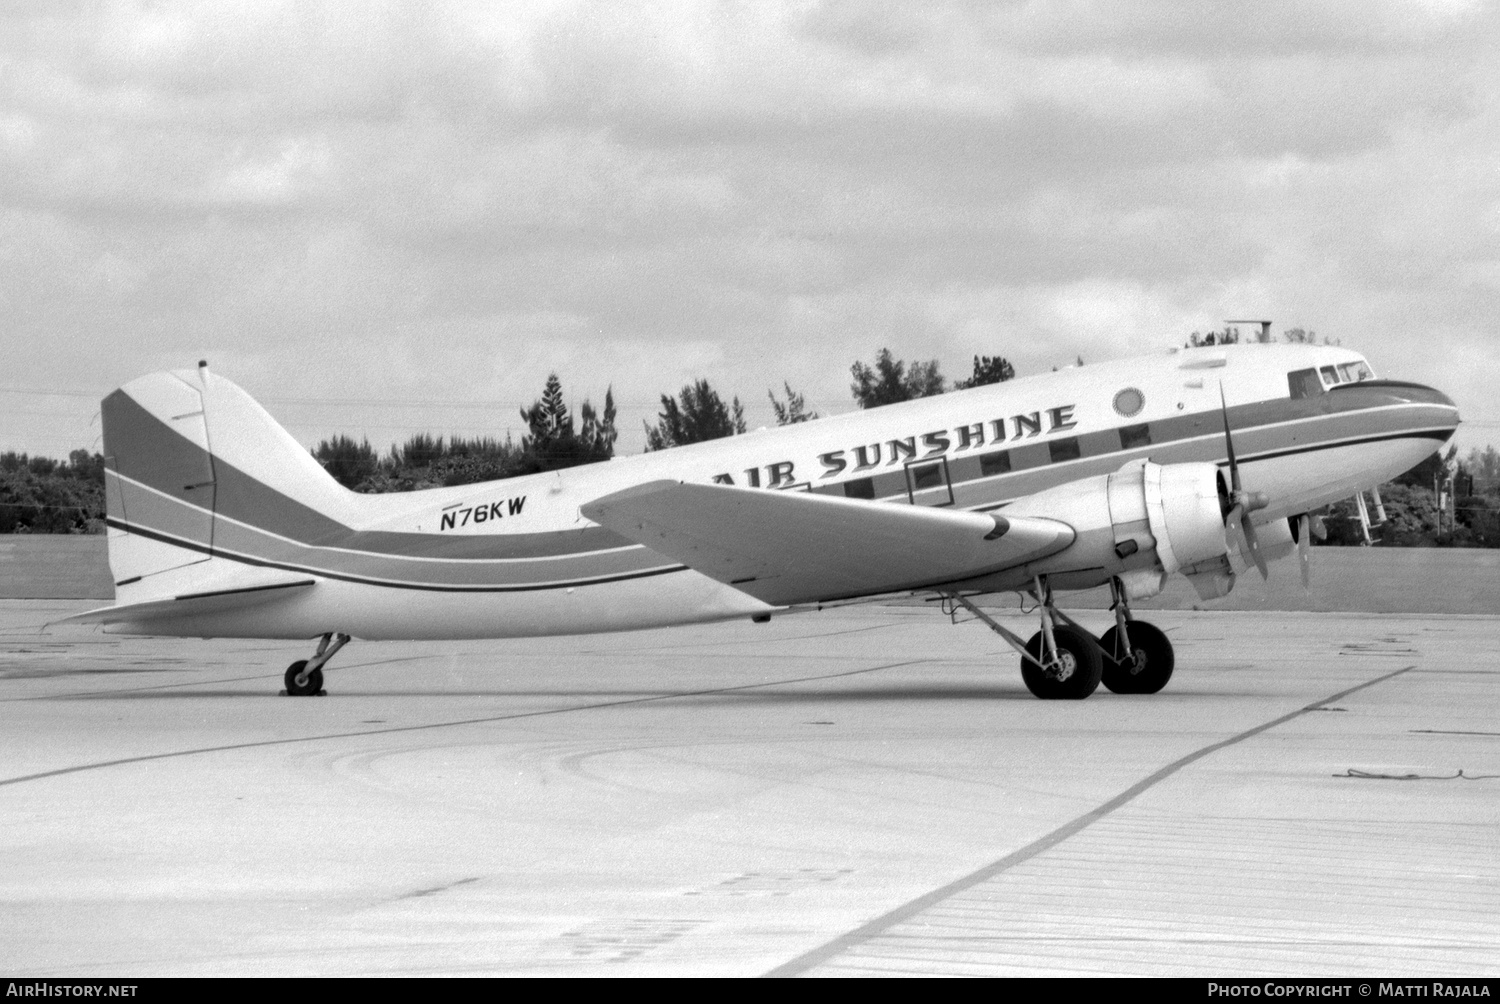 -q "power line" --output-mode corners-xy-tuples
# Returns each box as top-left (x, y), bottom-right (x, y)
(0, 386), (681, 415)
